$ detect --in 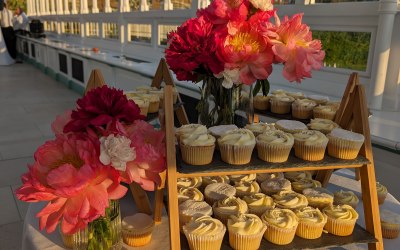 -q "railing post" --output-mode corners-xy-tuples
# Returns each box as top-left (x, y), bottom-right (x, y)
(50, 0), (56, 15)
(164, 0), (173, 10)
(81, 0), (89, 14)
(63, 0), (70, 14)
(120, 0), (131, 12)
(140, 0), (149, 11)
(56, 0), (64, 15)
(71, 0), (78, 14)
(105, 0), (112, 12)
